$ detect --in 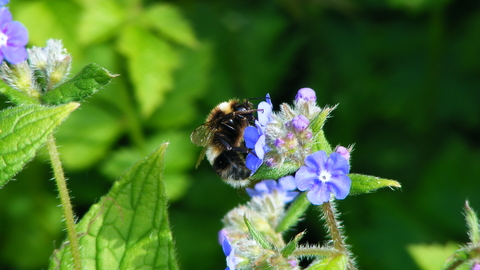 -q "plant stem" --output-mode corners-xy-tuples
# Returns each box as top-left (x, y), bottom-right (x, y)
(320, 201), (356, 270)
(46, 134), (82, 270)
